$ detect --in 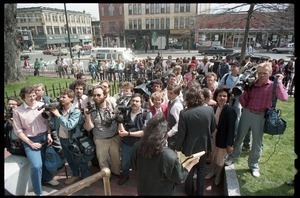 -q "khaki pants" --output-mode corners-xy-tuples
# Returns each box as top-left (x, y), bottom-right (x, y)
(94, 135), (121, 175)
